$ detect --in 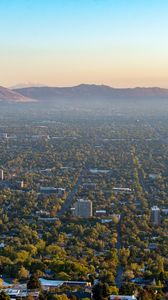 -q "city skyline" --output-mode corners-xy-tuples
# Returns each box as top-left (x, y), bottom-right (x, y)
(1, 0), (168, 88)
